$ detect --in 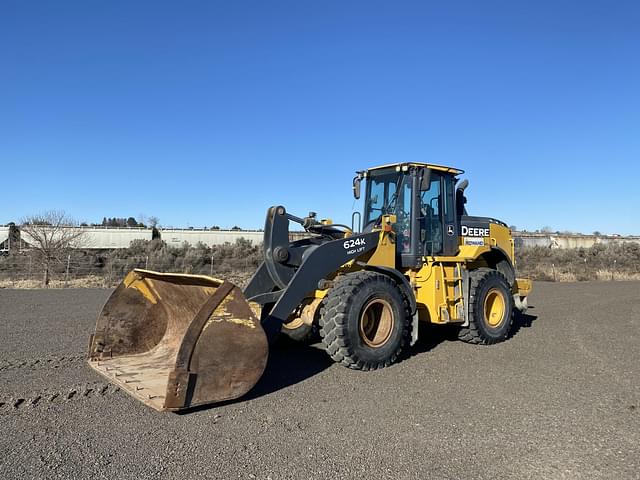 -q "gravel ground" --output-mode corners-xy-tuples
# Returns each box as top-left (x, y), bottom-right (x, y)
(1, 282), (638, 480)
